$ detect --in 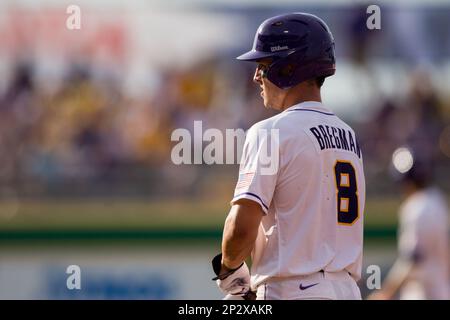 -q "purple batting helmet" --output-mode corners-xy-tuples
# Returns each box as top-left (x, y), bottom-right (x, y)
(237, 12), (336, 89)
